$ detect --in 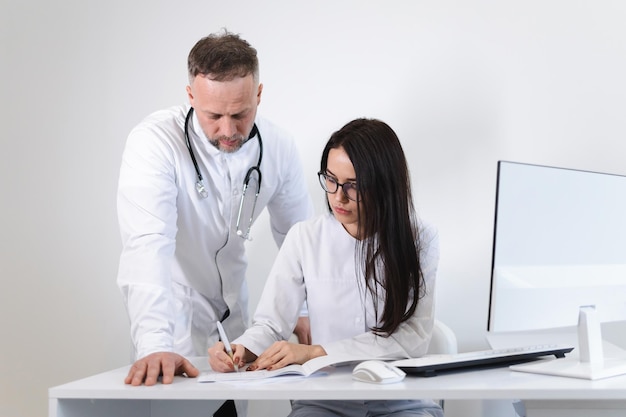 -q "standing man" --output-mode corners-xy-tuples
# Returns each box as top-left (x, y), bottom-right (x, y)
(116, 29), (313, 399)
